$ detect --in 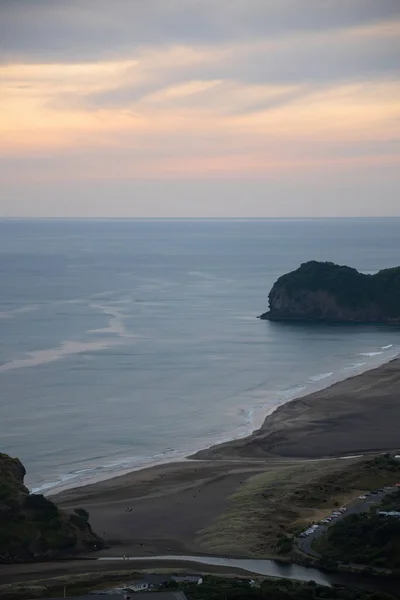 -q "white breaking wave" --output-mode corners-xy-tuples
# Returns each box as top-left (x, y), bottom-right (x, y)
(359, 351), (383, 357)
(343, 362), (367, 370)
(280, 385), (307, 399)
(381, 344), (394, 350)
(309, 372), (333, 382)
